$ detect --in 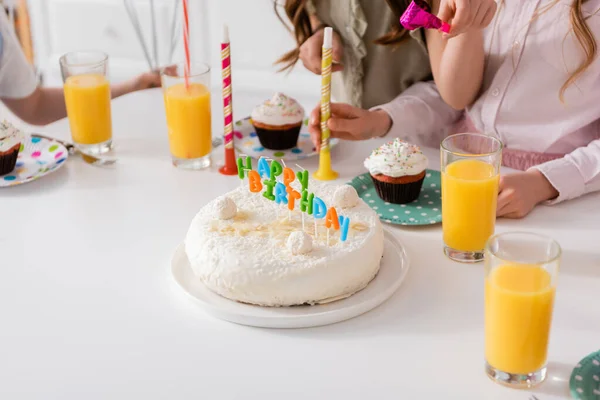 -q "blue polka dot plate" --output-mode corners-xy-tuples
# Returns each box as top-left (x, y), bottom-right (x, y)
(348, 170), (442, 226)
(233, 116), (339, 161)
(0, 135), (68, 187)
(570, 350), (600, 400)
